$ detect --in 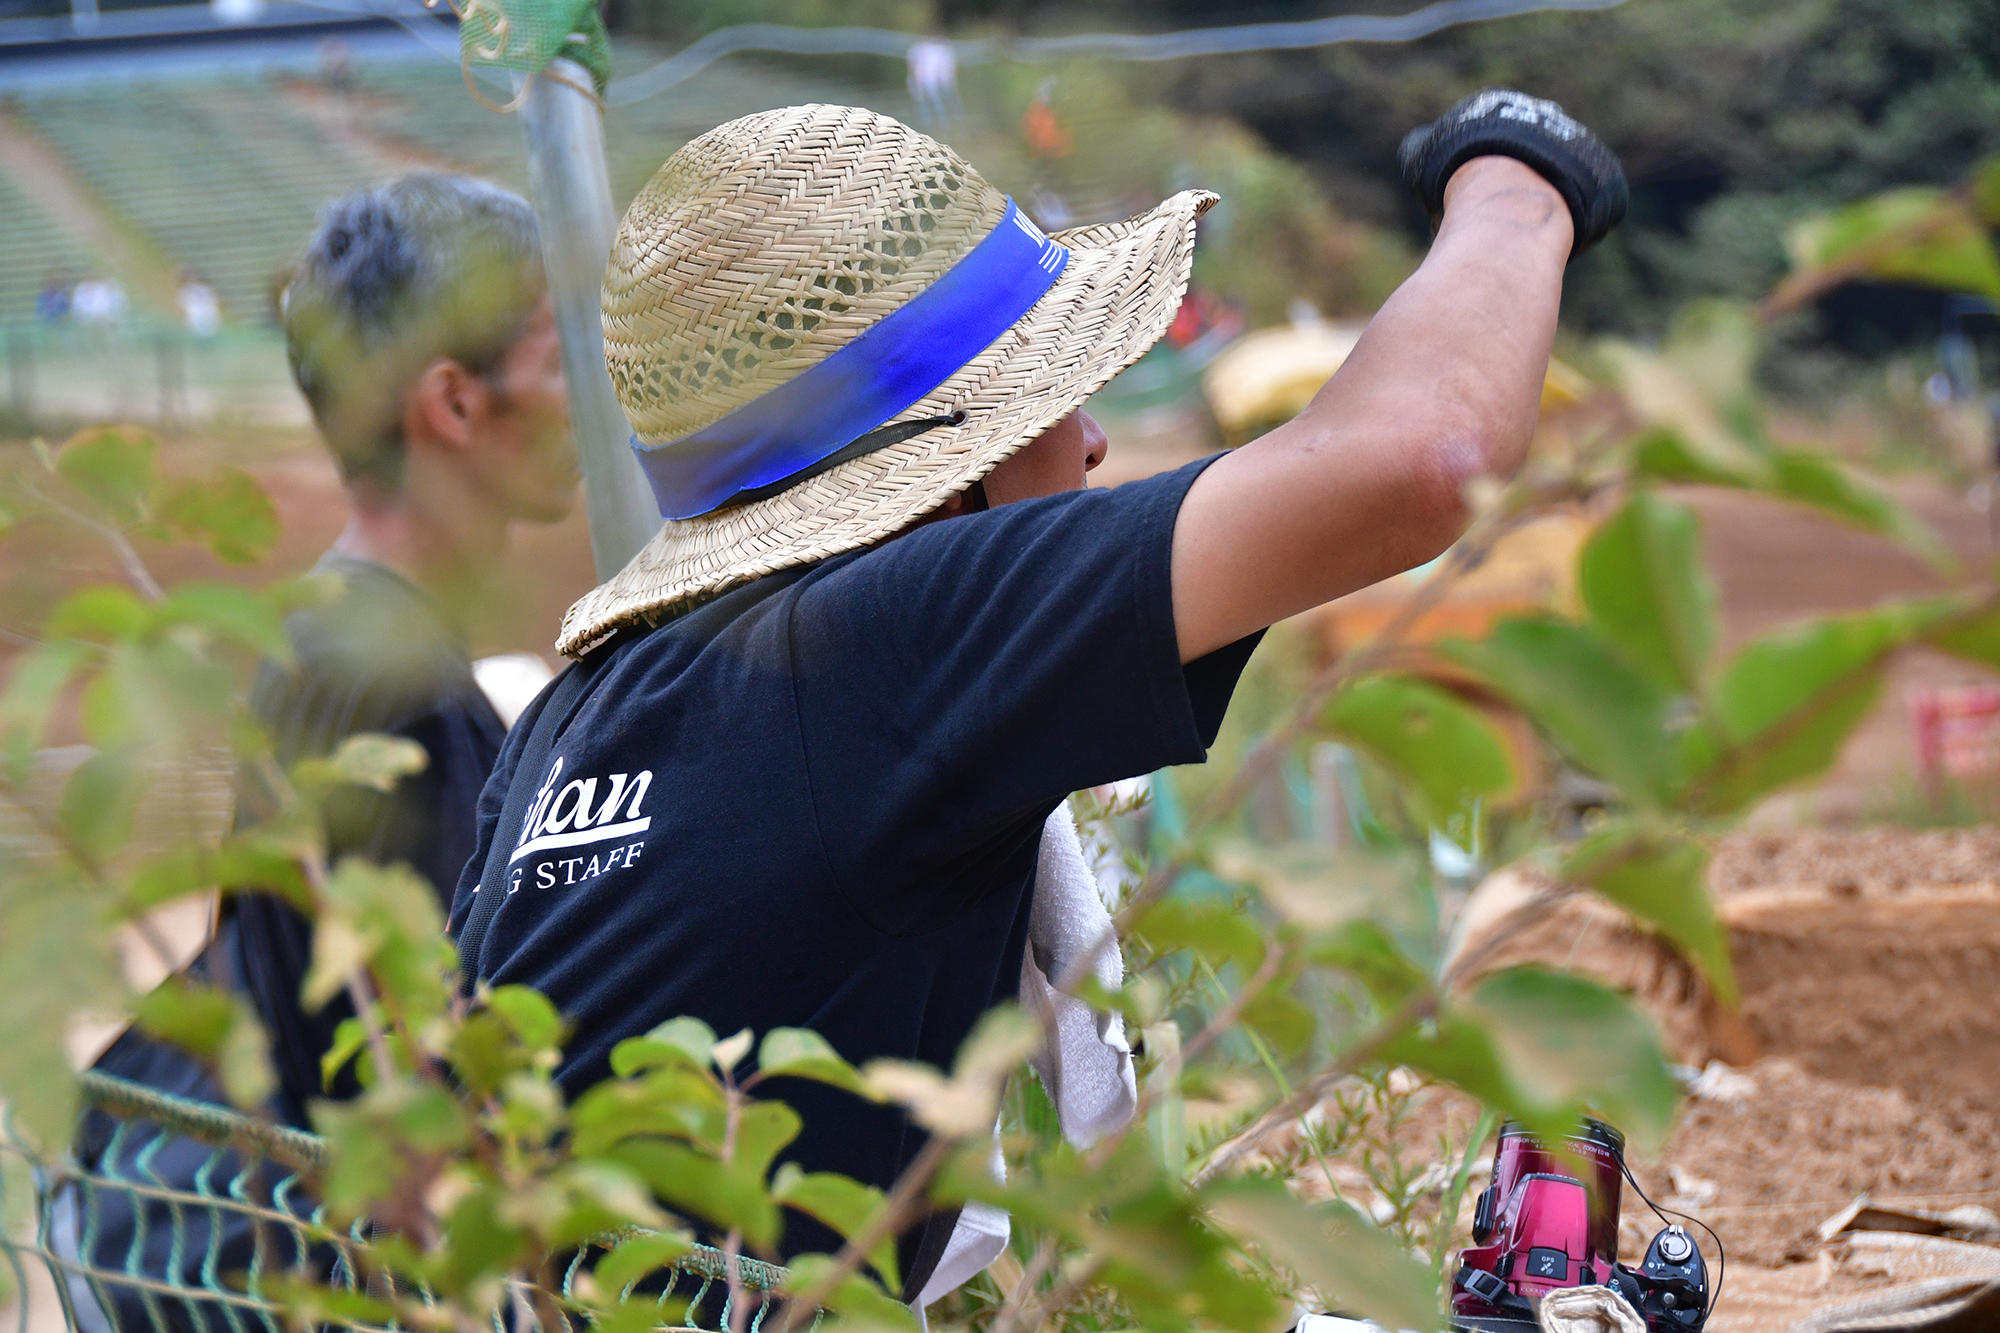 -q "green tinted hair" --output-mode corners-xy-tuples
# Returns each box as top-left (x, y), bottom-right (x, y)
(281, 173), (544, 495)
